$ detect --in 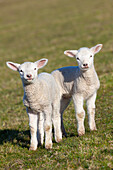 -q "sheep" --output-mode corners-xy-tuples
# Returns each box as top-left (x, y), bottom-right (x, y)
(6, 58), (62, 150)
(52, 44), (103, 136)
